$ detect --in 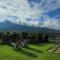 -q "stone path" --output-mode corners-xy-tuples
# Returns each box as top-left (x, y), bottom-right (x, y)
(48, 45), (60, 53)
